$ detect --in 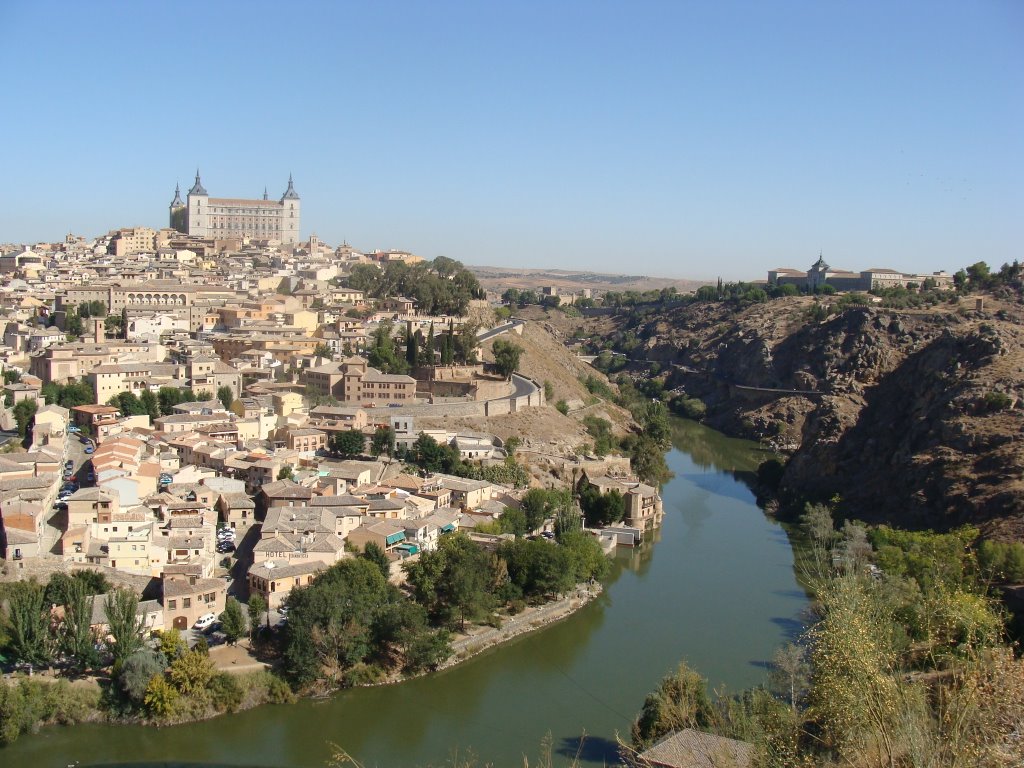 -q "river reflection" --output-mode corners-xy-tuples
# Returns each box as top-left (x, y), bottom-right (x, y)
(6, 419), (808, 768)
